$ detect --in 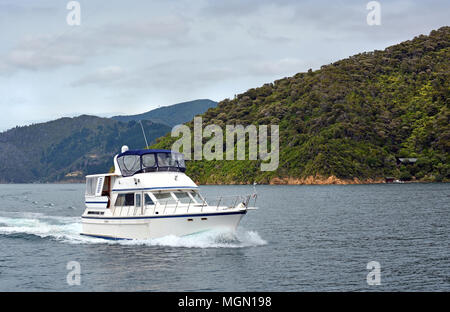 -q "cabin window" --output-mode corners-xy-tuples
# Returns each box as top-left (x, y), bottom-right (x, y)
(117, 151), (186, 176)
(115, 193), (135, 206)
(157, 153), (177, 167)
(142, 154), (156, 169)
(144, 194), (154, 206)
(85, 177), (98, 196)
(154, 192), (177, 205)
(189, 191), (204, 204)
(172, 191), (192, 204)
(157, 153), (170, 167)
